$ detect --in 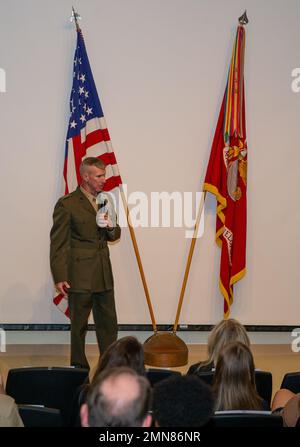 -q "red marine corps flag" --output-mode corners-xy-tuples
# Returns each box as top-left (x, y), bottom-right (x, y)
(203, 23), (248, 317)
